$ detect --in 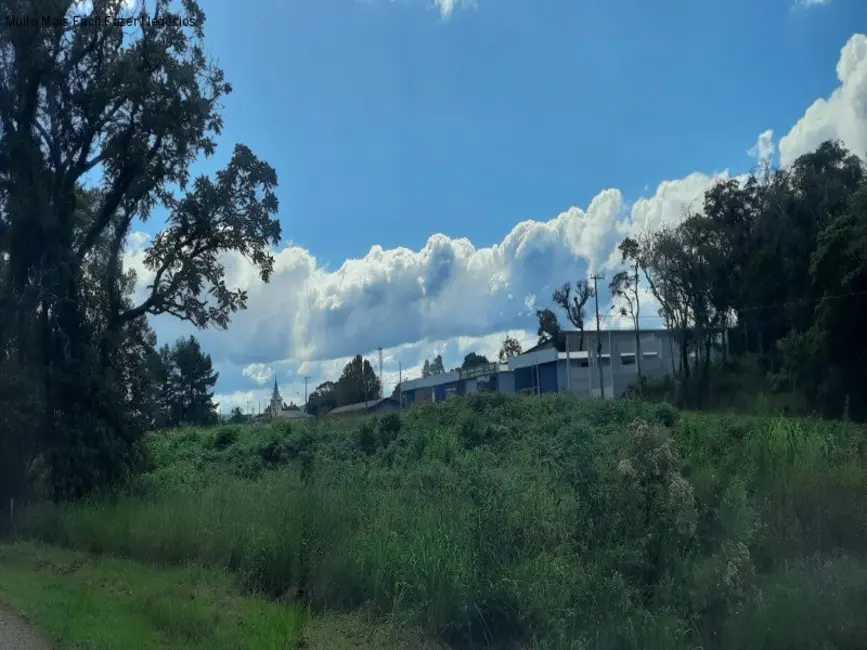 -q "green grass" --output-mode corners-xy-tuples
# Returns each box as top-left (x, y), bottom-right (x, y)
(11, 393), (867, 649)
(0, 542), (445, 650)
(0, 541), (306, 650)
